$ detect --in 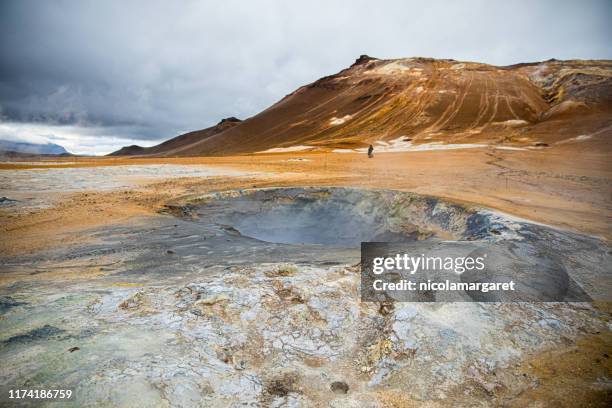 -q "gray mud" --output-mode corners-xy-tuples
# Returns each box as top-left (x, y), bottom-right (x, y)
(0, 187), (610, 406)
(186, 187), (488, 246)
